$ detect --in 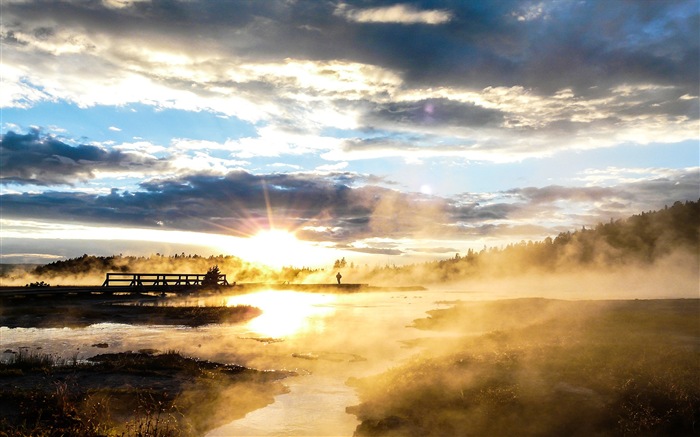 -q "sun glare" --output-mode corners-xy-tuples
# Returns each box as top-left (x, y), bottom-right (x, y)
(239, 229), (323, 268)
(227, 291), (336, 338)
